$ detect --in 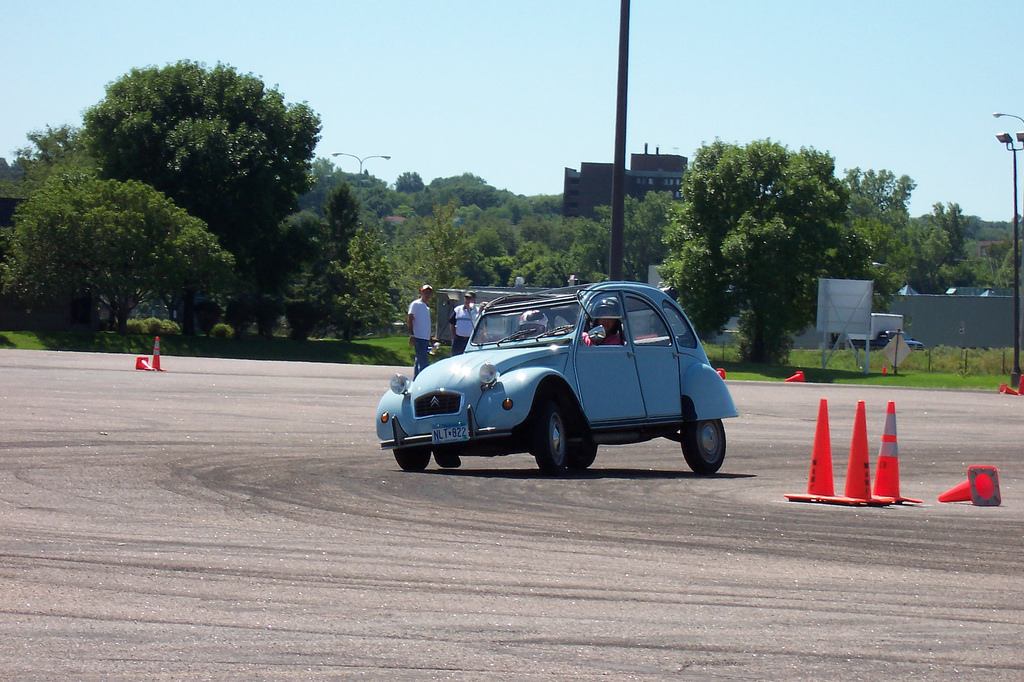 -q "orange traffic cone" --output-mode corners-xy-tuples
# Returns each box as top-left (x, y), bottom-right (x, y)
(151, 336), (165, 372)
(938, 479), (971, 503)
(938, 466), (1001, 506)
(785, 398), (840, 503)
(968, 466), (1001, 505)
(998, 382), (1018, 395)
(716, 368), (727, 380)
(785, 370), (805, 383)
(135, 355), (153, 371)
(1018, 375), (1024, 395)
(837, 401), (893, 505)
(872, 401), (922, 504)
